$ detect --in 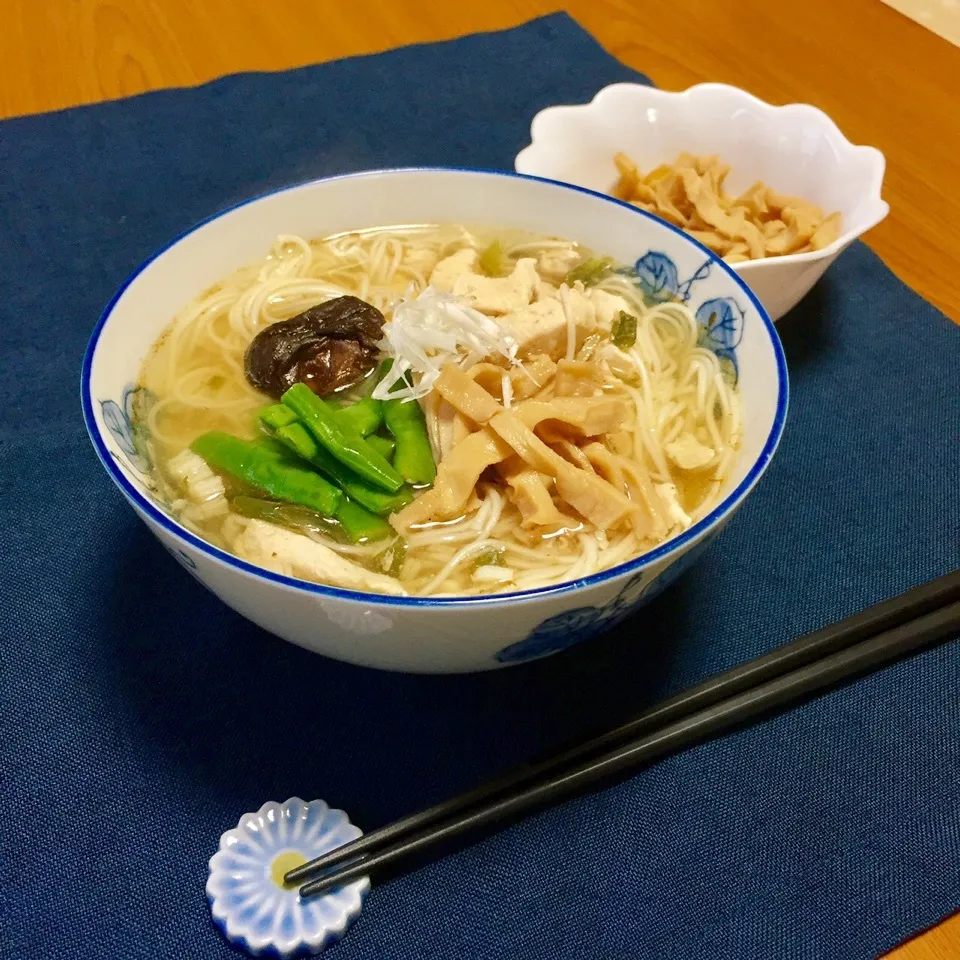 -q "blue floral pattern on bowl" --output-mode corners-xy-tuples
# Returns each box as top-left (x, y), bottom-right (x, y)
(99, 383), (153, 474)
(206, 798), (368, 957)
(696, 297), (745, 376)
(628, 250), (744, 379)
(632, 251), (712, 304)
(496, 533), (717, 664)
